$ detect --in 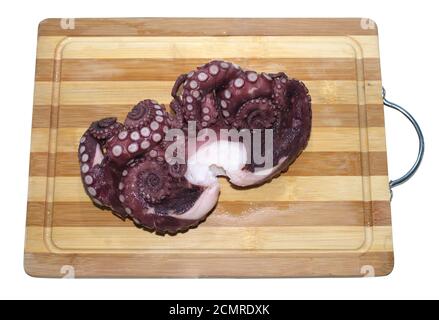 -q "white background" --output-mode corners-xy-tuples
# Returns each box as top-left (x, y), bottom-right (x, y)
(0, 0), (438, 300)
